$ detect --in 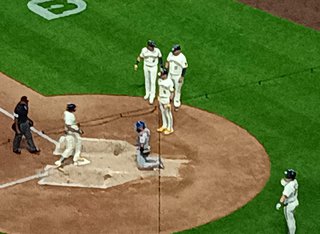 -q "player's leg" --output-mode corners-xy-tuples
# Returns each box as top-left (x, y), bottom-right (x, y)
(163, 104), (174, 134)
(157, 102), (167, 132)
(53, 135), (66, 155)
(149, 66), (157, 104)
(170, 74), (181, 109)
(143, 67), (151, 100)
(167, 106), (173, 131)
(73, 133), (82, 162)
(55, 135), (75, 166)
(174, 75), (183, 109)
(284, 204), (296, 234)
